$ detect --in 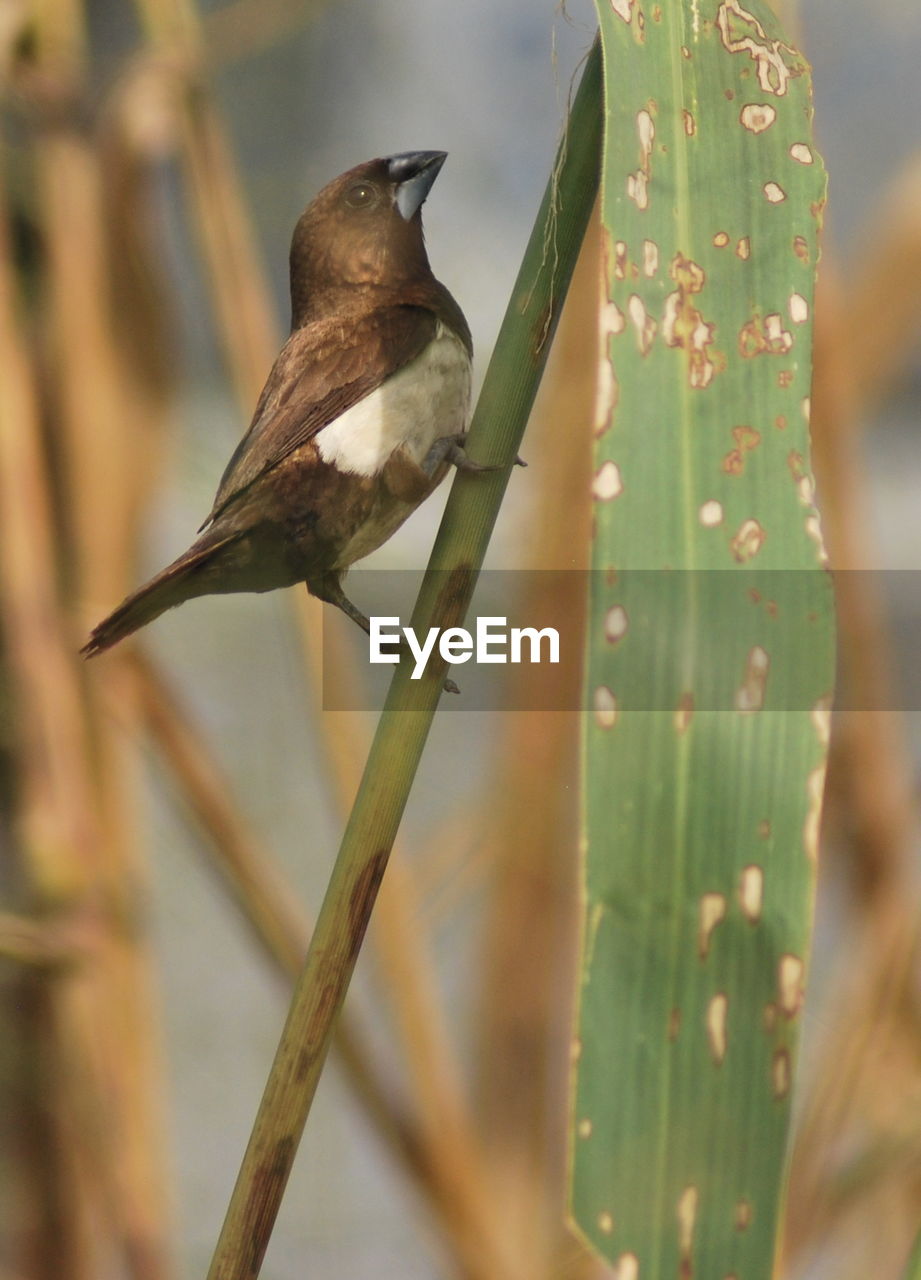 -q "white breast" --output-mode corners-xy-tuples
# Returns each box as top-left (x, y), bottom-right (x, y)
(316, 321), (471, 476)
